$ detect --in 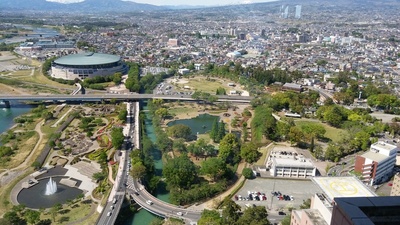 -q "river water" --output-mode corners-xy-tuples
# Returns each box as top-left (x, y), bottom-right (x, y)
(0, 25), (59, 44)
(0, 106), (33, 144)
(123, 105), (170, 224)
